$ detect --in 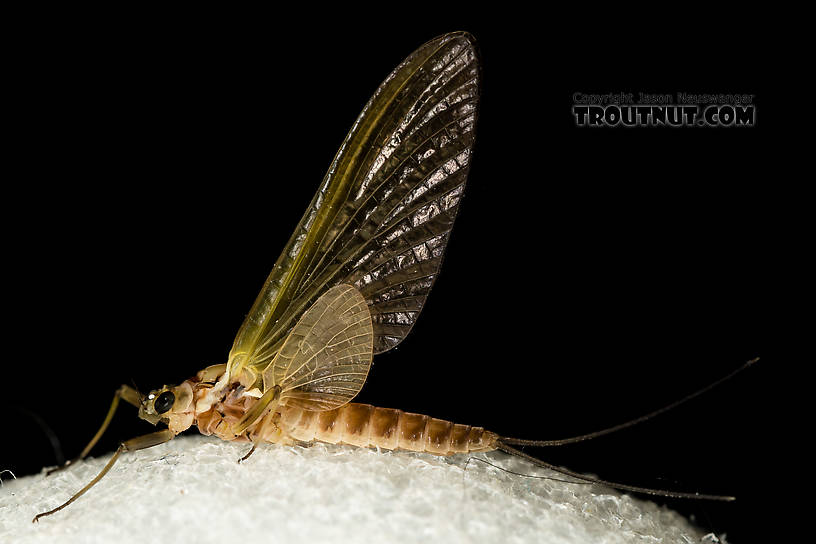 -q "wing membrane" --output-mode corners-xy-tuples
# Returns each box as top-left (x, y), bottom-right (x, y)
(263, 284), (373, 412)
(229, 32), (480, 379)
